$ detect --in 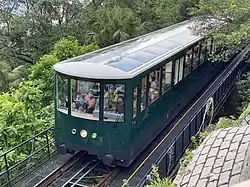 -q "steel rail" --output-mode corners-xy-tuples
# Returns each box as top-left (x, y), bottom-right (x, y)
(34, 151), (86, 187)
